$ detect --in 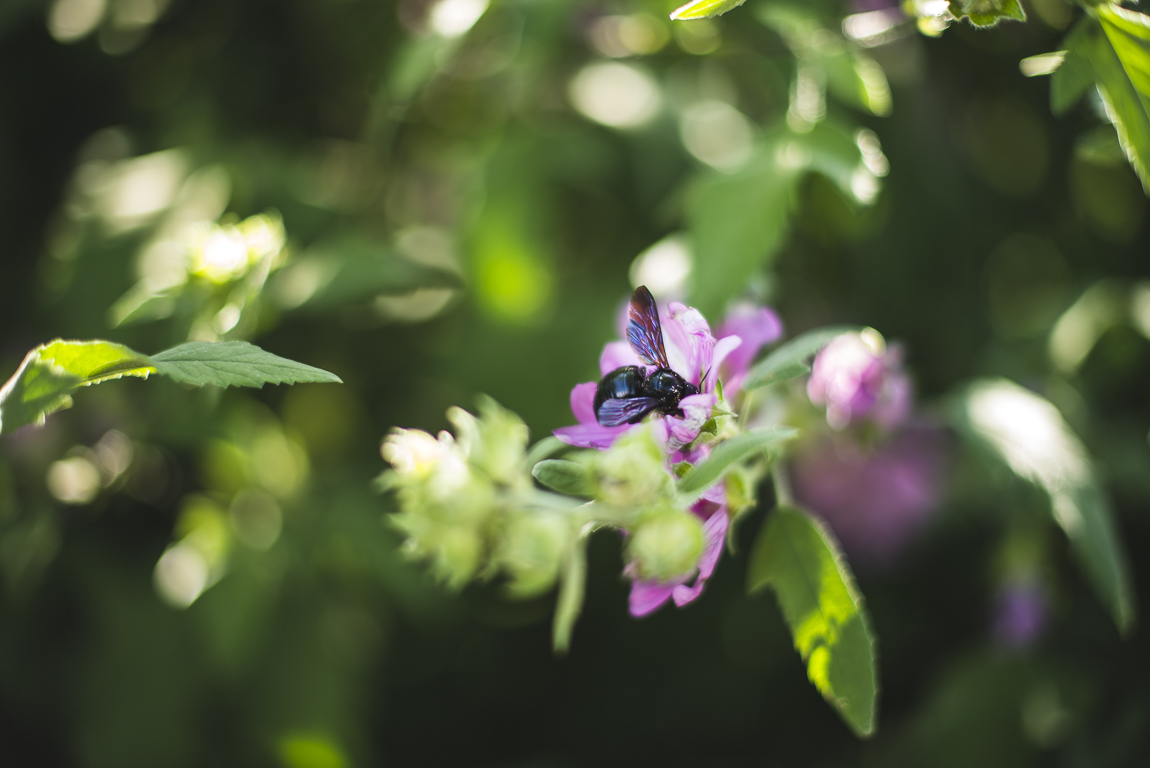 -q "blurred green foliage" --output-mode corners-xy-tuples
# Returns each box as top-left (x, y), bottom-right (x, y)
(1, 0), (1150, 765)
